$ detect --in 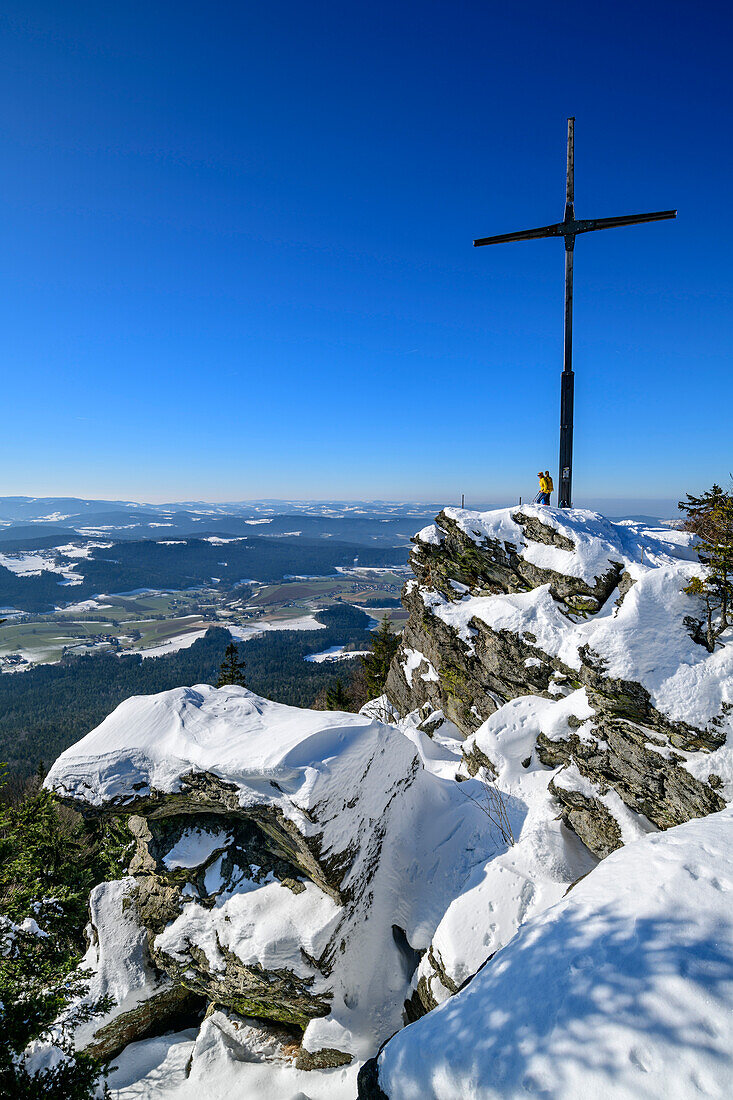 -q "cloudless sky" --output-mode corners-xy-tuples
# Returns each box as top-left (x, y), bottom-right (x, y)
(1, 0), (731, 507)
